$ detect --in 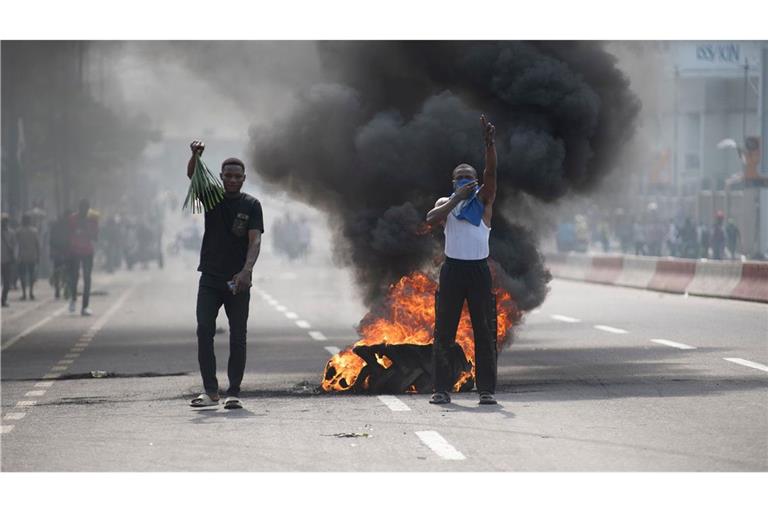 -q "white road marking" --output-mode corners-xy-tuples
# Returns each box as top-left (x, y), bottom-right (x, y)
(324, 346), (340, 355)
(284, 312), (299, 319)
(58, 359), (75, 365)
(70, 347), (84, 352)
(75, 343), (89, 348)
(308, 331), (328, 341)
(594, 324), (628, 334)
(1, 306), (67, 351)
(415, 430), (466, 461)
(15, 401), (37, 407)
(275, 305), (287, 312)
(89, 285), (137, 333)
(551, 314), (581, 323)
(1, 425), (14, 434)
(65, 352), (80, 358)
(25, 390), (46, 397)
(295, 320), (311, 329)
(42, 373), (61, 379)
(724, 358), (768, 373)
(51, 365), (68, 372)
(650, 338), (696, 350)
(378, 395), (411, 411)
(4, 412), (26, 420)
(34, 381), (54, 388)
